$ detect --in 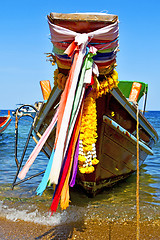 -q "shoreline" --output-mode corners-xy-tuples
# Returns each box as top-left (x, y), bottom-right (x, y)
(1, 216), (160, 239)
